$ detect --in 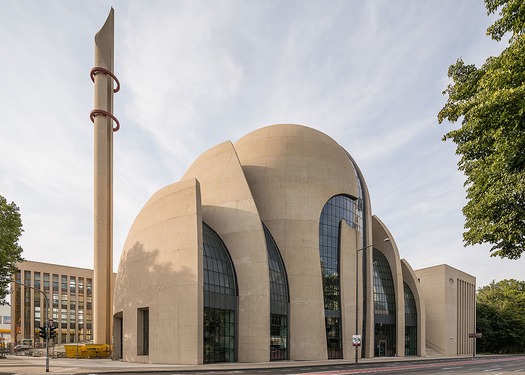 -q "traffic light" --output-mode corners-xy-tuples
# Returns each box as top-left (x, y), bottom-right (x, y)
(39, 326), (47, 339)
(49, 326), (57, 339)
